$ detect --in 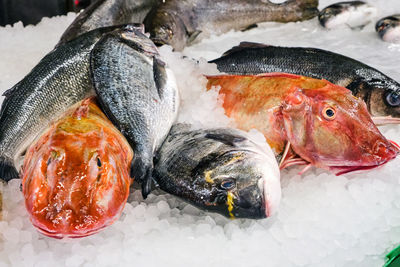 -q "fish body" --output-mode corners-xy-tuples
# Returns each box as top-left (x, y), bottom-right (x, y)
(153, 124), (280, 219)
(90, 26), (179, 198)
(58, 0), (158, 45)
(376, 15), (400, 43)
(0, 25), (133, 182)
(144, 0), (318, 51)
(318, 1), (377, 29)
(206, 73), (399, 175)
(210, 42), (400, 118)
(22, 98), (133, 238)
